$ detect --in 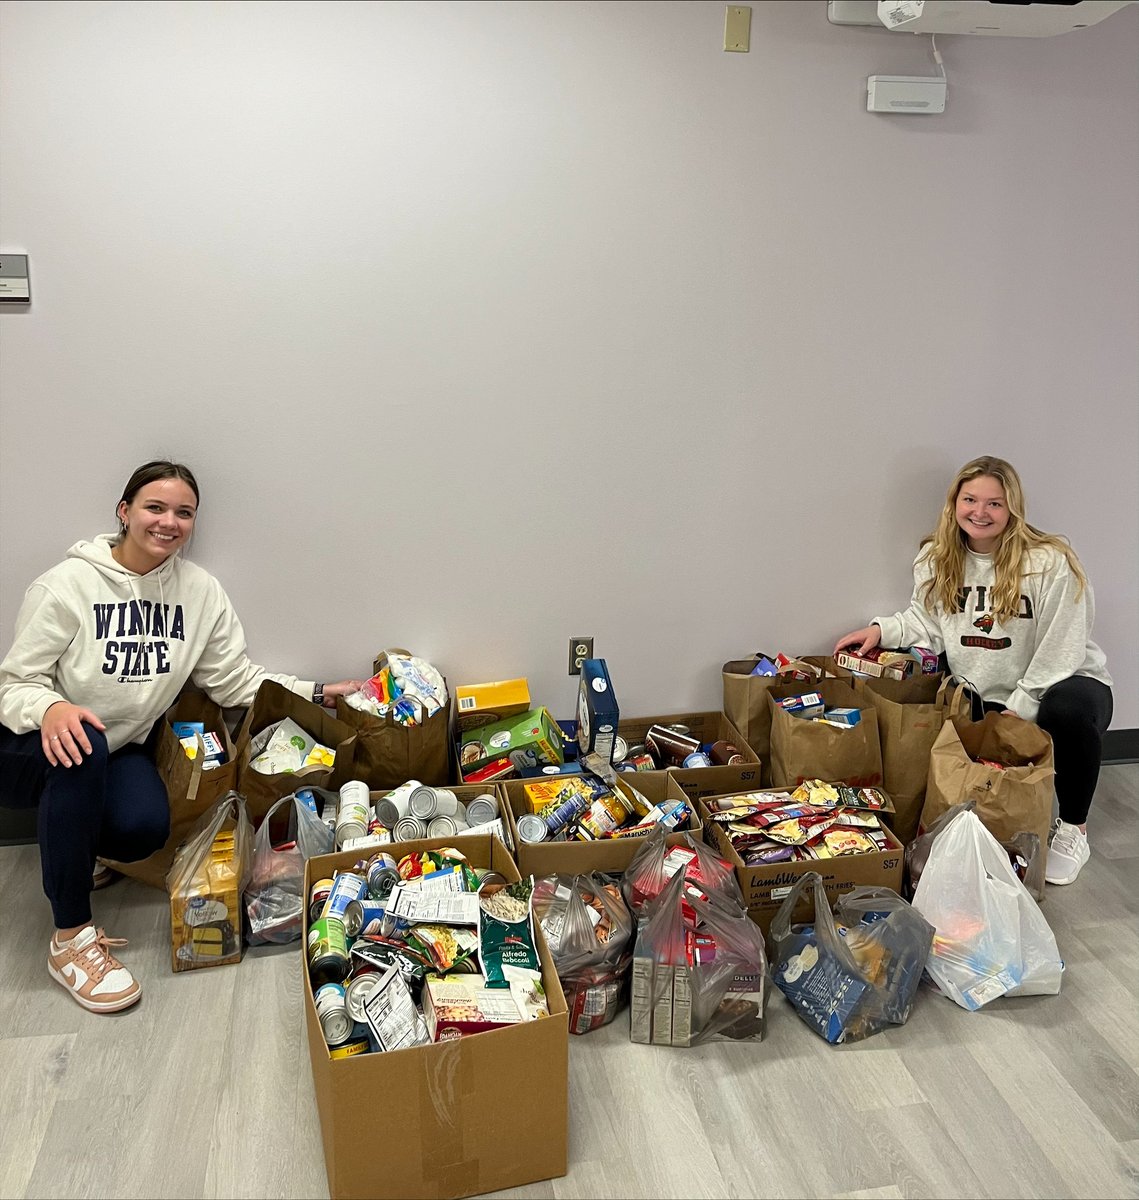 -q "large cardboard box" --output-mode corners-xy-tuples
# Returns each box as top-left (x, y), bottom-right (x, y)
(618, 710), (762, 799)
(500, 773), (700, 878)
(695, 791), (905, 948)
(303, 835), (568, 1200)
